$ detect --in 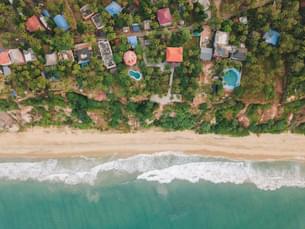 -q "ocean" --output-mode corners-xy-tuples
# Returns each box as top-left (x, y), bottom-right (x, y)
(0, 152), (305, 229)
